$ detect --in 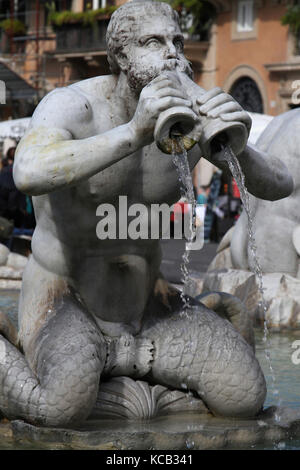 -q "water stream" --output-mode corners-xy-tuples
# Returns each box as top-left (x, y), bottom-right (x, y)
(171, 137), (283, 426)
(171, 139), (197, 312)
(222, 144), (282, 419)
